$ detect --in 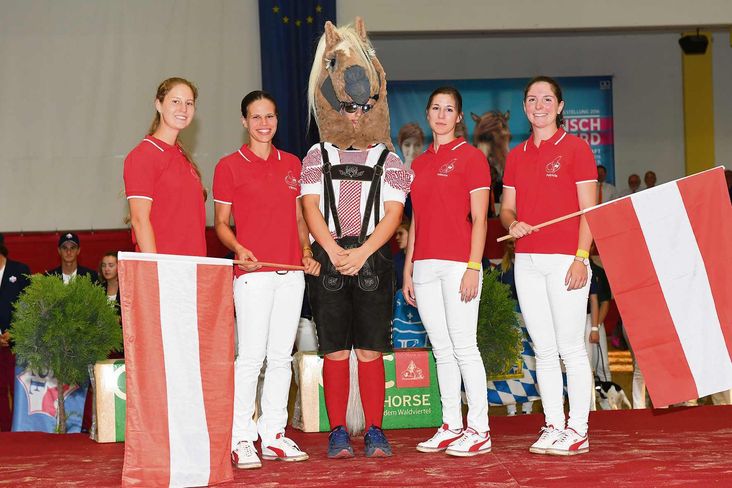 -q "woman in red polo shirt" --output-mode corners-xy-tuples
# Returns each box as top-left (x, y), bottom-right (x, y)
(213, 91), (320, 470)
(124, 77), (207, 256)
(403, 86), (492, 457)
(500, 76), (597, 456)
